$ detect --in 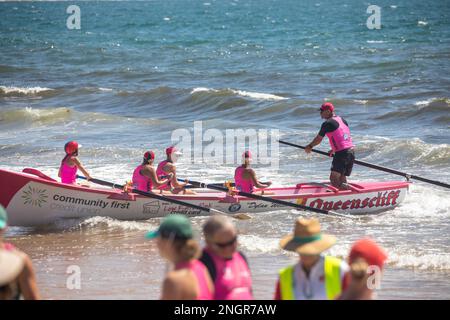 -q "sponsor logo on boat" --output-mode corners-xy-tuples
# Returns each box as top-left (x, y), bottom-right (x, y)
(247, 202), (284, 209)
(228, 203), (242, 212)
(143, 201), (161, 215)
(22, 186), (48, 207)
(307, 190), (401, 211)
(52, 194), (131, 210)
